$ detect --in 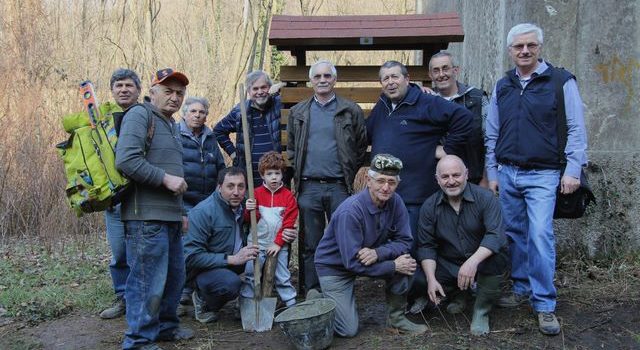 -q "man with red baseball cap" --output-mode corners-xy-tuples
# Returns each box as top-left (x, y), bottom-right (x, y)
(116, 67), (194, 349)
